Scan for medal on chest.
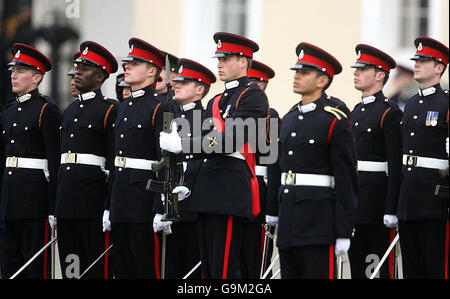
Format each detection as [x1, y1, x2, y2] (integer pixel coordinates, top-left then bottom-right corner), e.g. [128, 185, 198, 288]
[425, 111, 438, 127]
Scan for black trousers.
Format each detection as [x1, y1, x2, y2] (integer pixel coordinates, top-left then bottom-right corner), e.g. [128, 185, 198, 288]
[57, 218, 112, 279]
[165, 221, 201, 279]
[279, 245, 335, 279]
[348, 223, 396, 279]
[398, 219, 448, 279]
[196, 213, 243, 279]
[240, 222, 274, 279]
[111, 222, 160, 279]
[0, 218, 51, 279]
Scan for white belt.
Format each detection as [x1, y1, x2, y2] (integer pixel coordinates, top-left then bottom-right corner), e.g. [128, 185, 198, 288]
[357, 161, 388, 173]
[60, 153, 106, 168]
[114, 156, 157, 171]
[6, 157, 48, 170]
[402, 154, 448, 170]
[227, 151, 245, 160]
[281, 172, 335, 188]
[255, 165, 267, 177]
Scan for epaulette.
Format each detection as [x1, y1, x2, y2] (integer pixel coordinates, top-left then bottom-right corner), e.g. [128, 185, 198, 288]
[40, 94, 57, 106]
[287, 103, 298, 114]
[103, 97, 118, 105]
[324, 106, 347, 120]
[326, 96, 346, 108]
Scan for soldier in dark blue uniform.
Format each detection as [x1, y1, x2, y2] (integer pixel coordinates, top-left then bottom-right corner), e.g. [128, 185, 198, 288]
[270, 42, 358, 279]
[153, 58, 216, 278]
[0, 43, 61, 279]
[397, 36, 449, 279]
[348, 44, 403, 279]
[55, 41, 118, 279]
[240, 59, 278, 278]
[160, 32, 270, 278]
[106, 37, 169, 279]
[67, 51, 81, 99]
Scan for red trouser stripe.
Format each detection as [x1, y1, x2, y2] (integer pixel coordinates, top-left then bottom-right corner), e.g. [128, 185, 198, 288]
[388, 228, 395, 279]
[154, 232, 160, 279]
[445, 219, 449, 279]
[104, 231, 110, 279]
[43, 219, 49, 279]
[329, 245, 334, 279]
[222, 216, 233, 279]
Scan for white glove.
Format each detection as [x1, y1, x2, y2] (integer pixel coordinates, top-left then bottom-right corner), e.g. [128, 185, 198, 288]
[265, 215, 278, 226]
[161, 186, 191, 202]
[48, 215, 57, 230]
[153, 213, 172, 234]
[102, 210, 111, 232]
[383, 214, 398, 228]
[159, 122, 182, 154]
[446, 137, 449, 156]
[335, 238, 350, 256]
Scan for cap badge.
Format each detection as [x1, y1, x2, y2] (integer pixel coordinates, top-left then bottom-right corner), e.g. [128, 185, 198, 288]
[15, 50, 21, 58]
[178, 65, 183, 74]
[357, 50, 361, 59]
[217, 40, 222, 49]
[418, 43, 423, 51]
[82, 47, 89, 55]
[129, 45, 134, 54]
[299, 50, 304, 60]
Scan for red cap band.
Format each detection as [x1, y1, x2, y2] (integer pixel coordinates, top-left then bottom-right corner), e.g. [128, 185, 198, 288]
[417, 44, 449, 64]
[80, 49, 113, 73]
[179, 67, 212, 86]
[129, 46, 164, 69]
[298, 53, 336, 77]
[217, 41, 254, 58]
[248, 68, 269, 82]
[13, 52, 47, 73]
[357, 53, 392, 72]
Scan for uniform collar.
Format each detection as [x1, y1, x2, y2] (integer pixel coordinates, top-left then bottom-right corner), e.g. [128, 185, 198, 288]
[361, 90, 385, 105]
[361, 95, 376, 105]
[131, 84, 159, 99]
[224, 76, 249, 90]
[16, 88, 39, 103]
[77, 90, 99, 101]
[418, 83, 441, 97]
[180, 102, 197, 112]
[297, 101, 317, 114]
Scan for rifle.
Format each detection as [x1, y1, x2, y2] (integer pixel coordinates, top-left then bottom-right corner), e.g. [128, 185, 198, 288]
[146, 55, 184, 278]
[146, 54, 184, 222]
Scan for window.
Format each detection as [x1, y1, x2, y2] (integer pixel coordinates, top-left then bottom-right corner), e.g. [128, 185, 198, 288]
[220, 0, 248, 35]
[400, 0, 429, 48]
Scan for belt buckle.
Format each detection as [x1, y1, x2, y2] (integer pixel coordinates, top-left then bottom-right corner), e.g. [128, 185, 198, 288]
[406, 155, 418, 167]
[7, 156, 18, 168]
[115, 156, 126, 168]
[65, 153, 77, 164]
[285, 172, 296, 186]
